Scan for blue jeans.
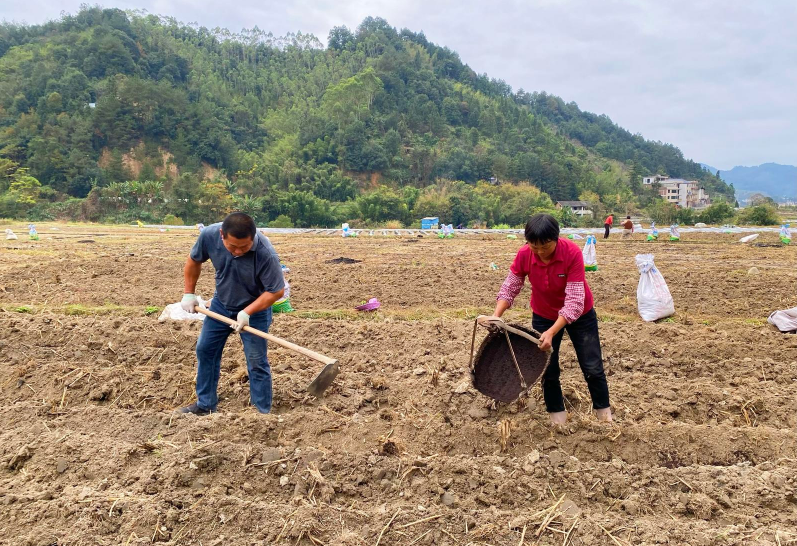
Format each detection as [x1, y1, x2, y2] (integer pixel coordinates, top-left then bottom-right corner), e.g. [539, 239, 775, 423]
[195, 298, 273, 413]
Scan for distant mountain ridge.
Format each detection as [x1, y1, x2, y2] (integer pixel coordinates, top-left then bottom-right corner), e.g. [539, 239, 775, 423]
[701, 163, 796, 203]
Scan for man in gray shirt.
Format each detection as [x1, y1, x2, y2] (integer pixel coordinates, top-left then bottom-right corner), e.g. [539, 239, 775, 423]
[177, 212, 285, 415]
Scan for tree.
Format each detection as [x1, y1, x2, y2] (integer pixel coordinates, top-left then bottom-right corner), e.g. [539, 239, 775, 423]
[356, 186, 408, 224]
[628, 161, 645, 194]
[327, 26, 354, 51]
[8, 169, 42, 205]
[557, 206, 578, 227]
[233, 194, 267, 224]
[0, 158, 19, 192]
[321, 68, 384, 127]
[104, 150, 133, 183]
[138, 161, 157, 182]
[279, 191, 336, 227]
[737, 205, 780, 226]
[646, 199, 677, 224]
[269, 214, 294, 228]
[1, 169, 42, 217]
[697, 201, 735, 224]
[748, 193, 775, 206]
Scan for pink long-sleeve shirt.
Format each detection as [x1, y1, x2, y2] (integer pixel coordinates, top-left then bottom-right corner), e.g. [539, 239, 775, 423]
[496, 238, 593, 323]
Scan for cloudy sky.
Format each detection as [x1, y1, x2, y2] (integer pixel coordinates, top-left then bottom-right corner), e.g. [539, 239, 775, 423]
[4, 0, 796, 169]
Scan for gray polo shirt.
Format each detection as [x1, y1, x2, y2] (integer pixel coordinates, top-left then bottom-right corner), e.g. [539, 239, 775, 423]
[190, 223, 285, 312]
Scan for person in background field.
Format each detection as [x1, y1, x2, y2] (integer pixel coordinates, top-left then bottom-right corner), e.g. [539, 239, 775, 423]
[603, 213, 613, 239]
[176, 212, 285, 415]
[478, 213, 612, 425]
[622, 215, 634, 239]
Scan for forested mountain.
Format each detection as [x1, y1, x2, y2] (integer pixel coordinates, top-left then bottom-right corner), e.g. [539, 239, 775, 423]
[702, 163, 796, 203]
[0, 7, 733, 226]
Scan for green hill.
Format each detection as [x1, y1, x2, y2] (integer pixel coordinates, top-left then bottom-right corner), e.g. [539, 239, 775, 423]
[0, 7, 733, 226]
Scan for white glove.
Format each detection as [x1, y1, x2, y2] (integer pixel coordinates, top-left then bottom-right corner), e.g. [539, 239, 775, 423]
[181, 293, 198, 313]
[231, 310, 250, 333]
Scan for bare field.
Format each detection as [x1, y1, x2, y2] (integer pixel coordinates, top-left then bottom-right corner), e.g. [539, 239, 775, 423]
[1, 224, 796, 546]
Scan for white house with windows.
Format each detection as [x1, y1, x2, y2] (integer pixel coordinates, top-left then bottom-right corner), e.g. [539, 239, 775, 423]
[643, 174, 670, 185]
[644, 175, 710, 209]
[555, 201, 593, 216]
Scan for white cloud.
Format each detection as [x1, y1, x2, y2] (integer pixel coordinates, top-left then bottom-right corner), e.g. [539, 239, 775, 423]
[3, 0, 795, 168]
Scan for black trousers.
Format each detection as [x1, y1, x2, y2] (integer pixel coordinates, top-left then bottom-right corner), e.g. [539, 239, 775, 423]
[604, 223, 611, 239]
[532, 308, 610, 412]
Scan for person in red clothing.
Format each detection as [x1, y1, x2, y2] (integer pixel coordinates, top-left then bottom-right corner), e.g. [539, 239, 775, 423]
[603, 213, 613, 239]
[479, 213, 612, 425]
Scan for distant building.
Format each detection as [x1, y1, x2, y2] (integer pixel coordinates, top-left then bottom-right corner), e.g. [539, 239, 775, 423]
[645, 176, 710, 209]
[556, 201, 593, 216]
[643, 174, 670, 185]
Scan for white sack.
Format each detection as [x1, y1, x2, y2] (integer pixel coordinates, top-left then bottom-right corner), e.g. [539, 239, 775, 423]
[158, 296, 210, 322]
[636, 254, 675, 322]
[582, 235, 597, 266]
[739, 234, 759, 243]
[768, 306, 797, 333]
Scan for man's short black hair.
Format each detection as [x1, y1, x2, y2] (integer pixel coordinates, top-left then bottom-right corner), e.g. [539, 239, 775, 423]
[221, 212, 257, 240]
[626, 215, 631, 219]
[524, 213, 560, 244]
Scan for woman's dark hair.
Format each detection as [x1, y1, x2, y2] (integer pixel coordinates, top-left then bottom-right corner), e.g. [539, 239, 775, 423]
[524, 213, 560, 244]
[626, 215, 631, 219]
[221, 212, 257, 240]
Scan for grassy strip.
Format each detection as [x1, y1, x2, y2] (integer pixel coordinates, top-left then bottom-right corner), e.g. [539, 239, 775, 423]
[0, 302, 773, 327]
[1, 303, 141, 316]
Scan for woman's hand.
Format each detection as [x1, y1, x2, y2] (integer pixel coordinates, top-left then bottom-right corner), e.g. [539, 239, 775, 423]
[538, 328, 556, 351]
[477, 315, 503, 326]
[477, 315, 504, 332]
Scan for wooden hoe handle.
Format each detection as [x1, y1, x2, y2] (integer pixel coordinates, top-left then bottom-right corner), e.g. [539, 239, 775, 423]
[195, 306, 337, 366]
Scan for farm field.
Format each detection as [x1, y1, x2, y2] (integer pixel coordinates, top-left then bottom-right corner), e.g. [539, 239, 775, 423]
[1, 223, 796, 546]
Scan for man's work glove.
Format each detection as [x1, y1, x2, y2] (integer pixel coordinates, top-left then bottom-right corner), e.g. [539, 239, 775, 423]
[231, 310, 250, 333]
[181, 293, 198, 313]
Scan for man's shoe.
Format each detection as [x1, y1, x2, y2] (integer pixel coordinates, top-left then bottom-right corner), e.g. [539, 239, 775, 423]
[175, 402, 212, 416]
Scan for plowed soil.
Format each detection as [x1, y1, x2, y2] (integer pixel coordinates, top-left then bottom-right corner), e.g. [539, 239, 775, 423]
[1, 224, 796, 546]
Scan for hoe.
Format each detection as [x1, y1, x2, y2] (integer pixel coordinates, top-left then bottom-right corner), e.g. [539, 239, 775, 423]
[195, 307, 339, 397]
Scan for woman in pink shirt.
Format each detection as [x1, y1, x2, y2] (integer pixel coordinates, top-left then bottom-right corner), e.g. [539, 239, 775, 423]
[480, 214, 612, 425]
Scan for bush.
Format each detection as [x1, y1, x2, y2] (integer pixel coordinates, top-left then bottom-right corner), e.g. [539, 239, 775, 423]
[100, 210, 160, 224]
[162, 214, 184, 225]
[269, 214, 294, 228]
[736, 205, 780, 226]
[24, 198, 87, 221]
[25, 204, 55, 221]
[646, 199, 678, 224]
[696, 201, 735, 224]
[556, 206, 578, 227]
[675, 207, 695, 225]
[578, 214, 603, 228]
